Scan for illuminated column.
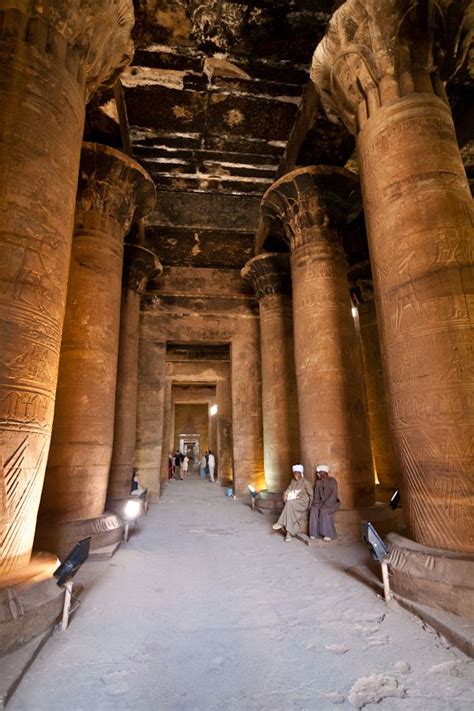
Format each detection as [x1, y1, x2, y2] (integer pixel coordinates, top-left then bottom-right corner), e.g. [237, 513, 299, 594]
[242, 253, 299, 492]
[312, 0, 474, 552]
[136, 341, 167, 499]
[36, 143, 155, 557]
[231, 316, 264, 494]
[0, 1, 133, 577]
[261, 167, 374, 508]
[216, 377, 233, 487]
[351, 276, 400, 497]
[107, 245, 162, 506]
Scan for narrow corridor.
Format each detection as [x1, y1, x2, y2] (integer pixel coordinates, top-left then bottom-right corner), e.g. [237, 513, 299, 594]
[10, 481, 473, 710]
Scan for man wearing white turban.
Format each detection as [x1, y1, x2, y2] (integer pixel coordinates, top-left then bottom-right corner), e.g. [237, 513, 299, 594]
[309, 464, 340, 541]
[272, 465, 313, 542]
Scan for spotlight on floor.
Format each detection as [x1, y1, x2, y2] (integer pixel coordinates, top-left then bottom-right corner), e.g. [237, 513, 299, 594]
[248, 484, 258, 510]
[361, 522, 391, 602]
[123, 497, 144, 543]
[389, 489, 400, 510]
[54, 536, 92, 631]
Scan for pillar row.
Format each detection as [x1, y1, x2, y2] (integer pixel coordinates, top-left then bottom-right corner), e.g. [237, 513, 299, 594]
[312, 0, 474, 553]
[35, 143, 155, 558]
[261, 166, 375, 508]
[107, 245, 162, 505]
[242, 253, 299, 492]
[0, 1, 134, 577]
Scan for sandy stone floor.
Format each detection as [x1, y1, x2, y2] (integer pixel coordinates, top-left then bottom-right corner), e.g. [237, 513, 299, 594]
[10, 476, 473, 710]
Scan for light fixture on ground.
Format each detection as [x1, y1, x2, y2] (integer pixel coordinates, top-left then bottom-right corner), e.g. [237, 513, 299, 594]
[123, 498, 144, 543]
[209, 404, 218, 416]
[361, 522, 391, 602]
[54, 537, 92, 631]
[248, 485, 258, 510]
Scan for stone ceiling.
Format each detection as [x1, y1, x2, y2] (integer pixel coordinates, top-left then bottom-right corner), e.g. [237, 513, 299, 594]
[85, 0, 472, 271]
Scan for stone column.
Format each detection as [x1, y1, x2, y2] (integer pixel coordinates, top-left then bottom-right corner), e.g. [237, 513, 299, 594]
[242, 253, 299, 492]
[351, 276, 400, 498]
[312, 0, 474, 553]
[107, 245, 162, 508]
[135, 340, 167, 499]
[35, 143, 155, 557]
[0, 1, 134, 577]
[231, 317, 265, 495]
[261, 167, 374, 509]
[216, 377, 233, 487]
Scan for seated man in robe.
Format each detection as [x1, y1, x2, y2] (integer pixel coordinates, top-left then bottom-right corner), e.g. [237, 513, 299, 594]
[309, 464, 340, 541]
[272, 465, 313, 542]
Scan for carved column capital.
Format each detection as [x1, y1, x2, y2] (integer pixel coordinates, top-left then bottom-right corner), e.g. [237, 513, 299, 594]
[1, 1, 134, 100]
[311, 0, 472, 134]
[123, 244, 162, 295]
[241, 253, 291, 300]
[261, 166, 360, 254]
[76, 143, 156, 234]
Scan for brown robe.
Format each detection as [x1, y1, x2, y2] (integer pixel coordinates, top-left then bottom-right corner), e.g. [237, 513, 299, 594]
[309, 476, 340, 539]
[276, 477, 313, 535]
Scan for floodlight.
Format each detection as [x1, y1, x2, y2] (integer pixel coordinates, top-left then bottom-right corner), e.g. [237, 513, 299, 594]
[248, 484, 257, 497]
[54, 537, 91, 586]
[361, 522, 392, 602]
[210, 404, 218, 416]
[124, 498, 142, 521]
[361, 521, 388, 563]
[389, 489, 400, 510]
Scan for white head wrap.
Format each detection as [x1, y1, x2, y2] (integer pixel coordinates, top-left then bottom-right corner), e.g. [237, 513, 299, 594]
[292, 464, 304, 475]
[316, 464, 330, 473]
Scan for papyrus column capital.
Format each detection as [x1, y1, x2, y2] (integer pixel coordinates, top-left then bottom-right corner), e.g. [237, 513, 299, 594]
[123, 244, 162, 295]
[310, 0, 473, 134]
[76, 143, 156, 234]
[1, 1, 135, 99]
[241, 253, 291, 301]
[261, 166, 360, 254]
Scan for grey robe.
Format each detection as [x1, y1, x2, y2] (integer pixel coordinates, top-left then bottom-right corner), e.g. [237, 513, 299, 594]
[276, 477, 313, 535]
[309, 476, 340, 539]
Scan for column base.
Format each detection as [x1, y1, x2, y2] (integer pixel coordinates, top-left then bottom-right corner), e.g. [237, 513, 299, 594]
[34, 512, 124, 561]
[386, 533, 474, 620]
[0, 553, 64, 655]
[296, 503, 403, 539]
[255, 490, 285, 512]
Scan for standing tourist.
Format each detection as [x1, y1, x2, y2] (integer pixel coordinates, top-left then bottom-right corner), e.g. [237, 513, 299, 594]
[181, 454, 189, 479]
[174, 451, 181, 480]
[199, 453, 207, 480]
[208, 450, 216, 482]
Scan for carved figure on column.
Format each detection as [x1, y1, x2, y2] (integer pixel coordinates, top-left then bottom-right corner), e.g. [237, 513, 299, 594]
[35, 143, 155, 558]
[108, 244, 162, 507]
[0, 0, 135, 578]
[242, 253, 300, 494]
[261, 167, 375, 511]
[312, 0, 474, 553]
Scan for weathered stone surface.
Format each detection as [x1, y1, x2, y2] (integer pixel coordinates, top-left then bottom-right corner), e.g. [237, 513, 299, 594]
[262, 166, 374, 507]
[108, 245, 162, 502]
[35, 144, 155, 555]
[0, 2, 134, 575]
[312, 0, 474, 552]
[242, 254, 299, 492]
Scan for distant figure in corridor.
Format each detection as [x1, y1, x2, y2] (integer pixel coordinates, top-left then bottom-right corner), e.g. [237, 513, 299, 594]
[181, 454, 189, 479]
[309, 464, 340, 541]
[199, 453, 207, 480]
[208, 450, 216, 482]
[174, 451, 181, 480]
[168, 453, 174, 480]
[272, 465, 313, 541]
